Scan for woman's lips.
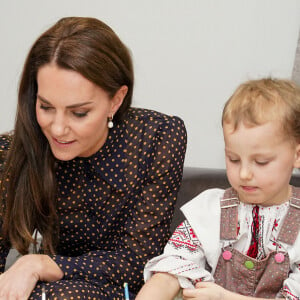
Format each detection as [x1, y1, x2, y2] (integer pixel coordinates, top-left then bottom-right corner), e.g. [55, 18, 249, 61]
[53, 137, 75, 146]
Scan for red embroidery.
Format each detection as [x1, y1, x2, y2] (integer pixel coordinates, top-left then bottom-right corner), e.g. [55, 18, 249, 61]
[247, 205, 259, 258]
[192, 277, 204, 285]
[281, 285, 299, 300]
[168, 221, 201, 252]
[272, 219, 279, 231]
[189, 228, 197, 239]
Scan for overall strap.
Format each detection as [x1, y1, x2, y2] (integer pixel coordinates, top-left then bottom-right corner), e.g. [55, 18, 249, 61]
[277, 186, 300, 245]
[220, 188, 239, 240]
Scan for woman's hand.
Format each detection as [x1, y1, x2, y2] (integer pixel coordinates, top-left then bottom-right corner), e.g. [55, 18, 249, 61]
[0, 254, 63, 299]
[183, 282, 225, 300]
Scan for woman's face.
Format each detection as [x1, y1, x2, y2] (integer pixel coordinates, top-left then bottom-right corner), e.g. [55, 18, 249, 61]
[36, 63, 125, 161]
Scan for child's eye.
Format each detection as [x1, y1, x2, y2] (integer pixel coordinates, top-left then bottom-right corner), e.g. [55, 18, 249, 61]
[228, 158, 240, 163]
[72, 111, 88, 118]
[256, 161, 269, 166]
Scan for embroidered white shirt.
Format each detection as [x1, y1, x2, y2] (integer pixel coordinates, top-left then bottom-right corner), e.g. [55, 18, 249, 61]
[144, 188, 300, 299]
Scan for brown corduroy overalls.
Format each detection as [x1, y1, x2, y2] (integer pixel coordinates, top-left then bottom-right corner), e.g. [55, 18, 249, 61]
[213, 187, 300, 298]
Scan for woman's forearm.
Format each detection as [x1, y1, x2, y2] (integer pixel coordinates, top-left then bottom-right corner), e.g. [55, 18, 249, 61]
[35, 254, 64, 282]
[0, 254, 63, 298]
[8, 254, 63, 282]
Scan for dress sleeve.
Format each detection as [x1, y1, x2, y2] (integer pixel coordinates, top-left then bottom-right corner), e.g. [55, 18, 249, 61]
[51, 115, 187, 295]
[144, 220, 214, 289]
[0, 133, 11, 172]
[0, 133, 13, 273]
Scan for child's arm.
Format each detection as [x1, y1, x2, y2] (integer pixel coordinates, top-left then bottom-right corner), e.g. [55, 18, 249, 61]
[136, 272, 181, 300]
[183, 282, 282, 300]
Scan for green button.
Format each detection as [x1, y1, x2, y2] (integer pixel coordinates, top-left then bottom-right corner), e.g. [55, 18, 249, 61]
[245, 260, 254, 269]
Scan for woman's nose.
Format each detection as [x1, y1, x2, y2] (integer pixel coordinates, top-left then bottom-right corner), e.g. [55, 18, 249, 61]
[51, 114, 69, 136]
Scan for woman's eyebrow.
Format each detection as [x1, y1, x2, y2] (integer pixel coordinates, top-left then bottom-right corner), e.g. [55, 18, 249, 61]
[37, 94, 93, 108]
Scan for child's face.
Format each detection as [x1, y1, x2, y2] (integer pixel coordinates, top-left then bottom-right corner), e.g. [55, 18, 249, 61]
[223, 120, 300, 206]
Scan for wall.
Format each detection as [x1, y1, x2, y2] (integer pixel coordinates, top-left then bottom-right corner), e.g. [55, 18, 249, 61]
[0, 0, 300, 168]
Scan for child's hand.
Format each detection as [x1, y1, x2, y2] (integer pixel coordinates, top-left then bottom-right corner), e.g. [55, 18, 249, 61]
[182, 282, 225, 300]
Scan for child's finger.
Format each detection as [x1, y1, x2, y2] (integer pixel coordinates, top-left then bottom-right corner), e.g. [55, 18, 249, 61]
[182, 288, 198, 298]
[195, 281, 215, 288]
[182, 287, 206, 299]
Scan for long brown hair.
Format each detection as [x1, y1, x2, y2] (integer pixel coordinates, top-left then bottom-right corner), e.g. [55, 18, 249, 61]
[1, 17, 134, 254]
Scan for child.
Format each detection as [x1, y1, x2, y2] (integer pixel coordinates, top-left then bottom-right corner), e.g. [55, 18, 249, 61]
[136, 78, 300, 300]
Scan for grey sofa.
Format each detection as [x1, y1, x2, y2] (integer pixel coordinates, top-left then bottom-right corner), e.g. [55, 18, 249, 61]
[170, 167, 300, 233]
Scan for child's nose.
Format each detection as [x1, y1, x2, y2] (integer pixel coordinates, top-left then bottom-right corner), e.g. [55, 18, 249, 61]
[239, 164, 253, 180]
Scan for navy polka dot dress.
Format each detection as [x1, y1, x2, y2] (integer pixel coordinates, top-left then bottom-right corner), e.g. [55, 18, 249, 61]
[0, 108, 187, 299]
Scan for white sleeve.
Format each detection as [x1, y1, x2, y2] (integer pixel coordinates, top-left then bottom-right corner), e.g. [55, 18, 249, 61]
[143, 220, 214, 289]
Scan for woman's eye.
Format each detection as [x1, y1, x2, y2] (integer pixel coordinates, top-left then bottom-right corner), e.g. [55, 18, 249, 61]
[73, 111, 88, 118]
[40, 105, 52, 111]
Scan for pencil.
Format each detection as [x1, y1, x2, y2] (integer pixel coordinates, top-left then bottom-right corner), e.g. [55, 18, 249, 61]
[123, 282, 130, 300]
[42, 284, 46, 300]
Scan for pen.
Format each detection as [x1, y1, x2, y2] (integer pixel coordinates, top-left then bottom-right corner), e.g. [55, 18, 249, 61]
[123, 282, 130, 300]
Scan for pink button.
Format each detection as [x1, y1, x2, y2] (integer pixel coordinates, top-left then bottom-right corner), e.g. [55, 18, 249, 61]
[222, 250, 232, 260]
[275, 253, 285, 263]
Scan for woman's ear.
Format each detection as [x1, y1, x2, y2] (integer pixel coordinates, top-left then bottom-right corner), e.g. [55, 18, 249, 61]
[110, 85, 128, 115]
[294, 143, 300, 168]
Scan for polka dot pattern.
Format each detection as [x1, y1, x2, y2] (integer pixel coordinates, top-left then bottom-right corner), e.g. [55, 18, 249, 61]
[0, 108, 187, 299]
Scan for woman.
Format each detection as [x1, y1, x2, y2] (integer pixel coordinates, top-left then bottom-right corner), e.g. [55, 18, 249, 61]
[0, 17, 187, 299]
